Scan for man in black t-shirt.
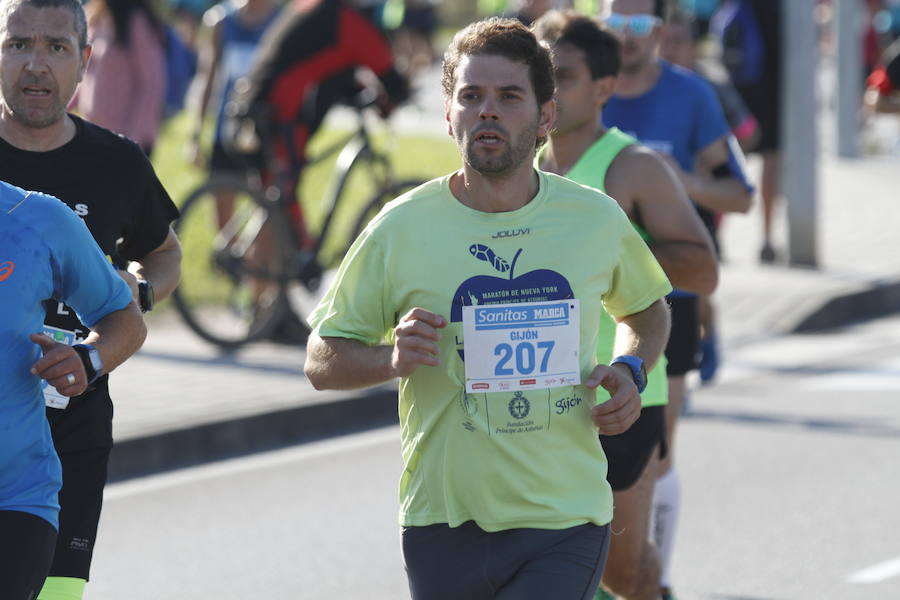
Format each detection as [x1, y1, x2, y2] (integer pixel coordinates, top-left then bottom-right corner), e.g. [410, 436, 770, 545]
[0, 0, 182, 598]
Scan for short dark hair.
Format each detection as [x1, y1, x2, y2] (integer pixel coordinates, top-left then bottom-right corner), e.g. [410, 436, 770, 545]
[0, 0, 88, 48]
[653, 0, 667, 19]
[532, 10, 621, 80]
[441, 17, 555, 107]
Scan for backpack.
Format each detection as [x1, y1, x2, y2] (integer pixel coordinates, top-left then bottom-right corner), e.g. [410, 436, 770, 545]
[163, 26, 197, 118]
[711, 0, 765, 87]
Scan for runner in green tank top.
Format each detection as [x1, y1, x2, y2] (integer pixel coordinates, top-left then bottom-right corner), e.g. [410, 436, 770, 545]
[533, 12, 718, 600]
[542, 126, 668, 408]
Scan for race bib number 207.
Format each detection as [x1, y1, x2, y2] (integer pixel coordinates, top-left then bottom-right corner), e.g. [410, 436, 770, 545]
[462, 300, 580, 393]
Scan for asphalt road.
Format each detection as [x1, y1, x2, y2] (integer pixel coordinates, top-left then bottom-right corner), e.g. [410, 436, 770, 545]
[87, 314, 900, 599]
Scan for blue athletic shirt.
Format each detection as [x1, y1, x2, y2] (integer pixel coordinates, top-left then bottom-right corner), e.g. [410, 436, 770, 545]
[604, 60, 729, 172]
[604, 60, 752, 298]
[0, 182, 132, 528]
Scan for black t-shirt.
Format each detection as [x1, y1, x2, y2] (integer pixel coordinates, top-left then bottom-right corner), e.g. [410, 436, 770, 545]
[0, 115, 179, 451]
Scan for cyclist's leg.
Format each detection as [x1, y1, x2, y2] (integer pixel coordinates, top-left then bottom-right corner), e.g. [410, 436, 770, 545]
[209, 140, 240, 231]
[279, 72, 359, 250]
[274, 121, 314, 250]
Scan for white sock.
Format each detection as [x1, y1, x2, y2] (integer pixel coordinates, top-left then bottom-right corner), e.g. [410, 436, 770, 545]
[652, 467, 681, 589]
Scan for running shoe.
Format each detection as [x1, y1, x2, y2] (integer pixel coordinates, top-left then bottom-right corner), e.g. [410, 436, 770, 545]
[759, 243, 776, 264]
[699, 331, 719, 385]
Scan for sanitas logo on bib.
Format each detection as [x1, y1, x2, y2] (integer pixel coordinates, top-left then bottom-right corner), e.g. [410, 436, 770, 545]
[450, 244, 574, 361]
[0, 260, 14, 281]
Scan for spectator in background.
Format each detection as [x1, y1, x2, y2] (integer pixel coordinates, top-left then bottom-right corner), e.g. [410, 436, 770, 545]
[661, 10, 760, 153]
[186, 0, 280, 230]
[74, 0, 166, 154]
[711, 0, 782, 264]
[391, 0, 440, 79]
[507, 0, 552, 26]
[226, 0, 409, 248]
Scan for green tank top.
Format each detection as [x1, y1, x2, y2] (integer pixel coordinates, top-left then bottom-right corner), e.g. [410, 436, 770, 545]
[539, 127, 668, 407]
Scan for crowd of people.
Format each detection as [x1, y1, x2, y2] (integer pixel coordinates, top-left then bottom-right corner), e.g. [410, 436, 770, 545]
[2, 1, 896, 600]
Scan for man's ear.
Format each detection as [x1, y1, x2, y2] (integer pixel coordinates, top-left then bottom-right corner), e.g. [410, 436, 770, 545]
[536, 97, 557, 140]
[445, 100, 454, 138]
[594, 75, 616, 108]
[77, 44, 92, 83]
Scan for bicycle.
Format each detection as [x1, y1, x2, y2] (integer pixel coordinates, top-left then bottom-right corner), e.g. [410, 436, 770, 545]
[172, 99, 426, 349]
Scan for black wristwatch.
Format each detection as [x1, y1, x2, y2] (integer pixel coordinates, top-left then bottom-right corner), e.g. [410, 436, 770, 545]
[72, 343, 104, 385]
[611, 355, 647, 393]
[138, 279, 154, 313]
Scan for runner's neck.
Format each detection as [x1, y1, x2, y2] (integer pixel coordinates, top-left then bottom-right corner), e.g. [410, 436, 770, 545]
[544, 125, 606, 176]
[0, 111, 76, 152]
[450, 162, 540, 214]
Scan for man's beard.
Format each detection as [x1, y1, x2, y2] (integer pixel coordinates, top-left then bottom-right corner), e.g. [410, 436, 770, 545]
[620, 42, 651, 74]
[459, 118, 539, 177]
[3, 84, 66, 129]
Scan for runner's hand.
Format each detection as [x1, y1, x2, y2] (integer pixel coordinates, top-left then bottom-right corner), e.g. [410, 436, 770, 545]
[30, 333, 88, 397]
[586, 364, 641, 435]
[392, 308, 447, 377]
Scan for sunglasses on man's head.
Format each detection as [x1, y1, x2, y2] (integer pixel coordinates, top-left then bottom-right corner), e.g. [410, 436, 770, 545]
[604, 13, 662, 37]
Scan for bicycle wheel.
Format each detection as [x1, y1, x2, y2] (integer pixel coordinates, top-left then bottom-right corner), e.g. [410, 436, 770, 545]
[284, 179, 425, 328]
[172, 175, 295, 349]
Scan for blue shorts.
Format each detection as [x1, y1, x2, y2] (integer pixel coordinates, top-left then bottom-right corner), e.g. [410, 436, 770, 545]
[402, 520, 610, 600]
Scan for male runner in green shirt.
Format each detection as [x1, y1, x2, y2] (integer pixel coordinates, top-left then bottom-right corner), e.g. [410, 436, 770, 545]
[534, 11, 717, 600]
[305, 17, 672, 600]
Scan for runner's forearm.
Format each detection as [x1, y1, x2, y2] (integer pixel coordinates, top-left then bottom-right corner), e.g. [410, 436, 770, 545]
[612, 299, 670, 372]
[683, 175, 752, 214]
[650, 241, 718, 296]
[128, 228, 182, 303]
[82, 303, 147, 374]
[305, 334, 396, 390]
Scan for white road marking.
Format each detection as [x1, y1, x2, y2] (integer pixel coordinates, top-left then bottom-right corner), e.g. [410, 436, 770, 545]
[847, 556, 900, 584]
[104, 426, 399, 501]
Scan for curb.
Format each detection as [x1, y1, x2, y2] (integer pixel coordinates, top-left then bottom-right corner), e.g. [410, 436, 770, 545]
[790, 278, 900, 333]
[108, 386, 398, 481]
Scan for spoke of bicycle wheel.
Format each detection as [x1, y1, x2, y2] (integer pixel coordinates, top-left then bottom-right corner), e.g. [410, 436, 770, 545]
[224, 204, 267, 256]
[211, 200, 253, 251]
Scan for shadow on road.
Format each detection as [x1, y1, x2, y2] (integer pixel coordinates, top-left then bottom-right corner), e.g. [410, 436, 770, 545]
[686, 408, 900, 439]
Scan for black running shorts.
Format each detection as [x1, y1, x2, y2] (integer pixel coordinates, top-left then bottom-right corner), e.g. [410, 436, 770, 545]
[403, 521, 610, 600]
[0, 510, 57, 600]
[599, 405, 667, 491]
[48, 447, 111, 580]
[664, 295, 701, 376]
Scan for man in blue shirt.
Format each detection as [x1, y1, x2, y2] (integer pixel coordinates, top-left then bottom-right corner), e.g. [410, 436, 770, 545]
[0, 182, 146, 600]
[601, 1, 753, 598]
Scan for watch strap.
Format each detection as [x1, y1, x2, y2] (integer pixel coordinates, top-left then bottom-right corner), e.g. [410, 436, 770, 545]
[138, 279, 154, 313]
[610, 355, 647, 393]
[72, 343, 103, 384]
